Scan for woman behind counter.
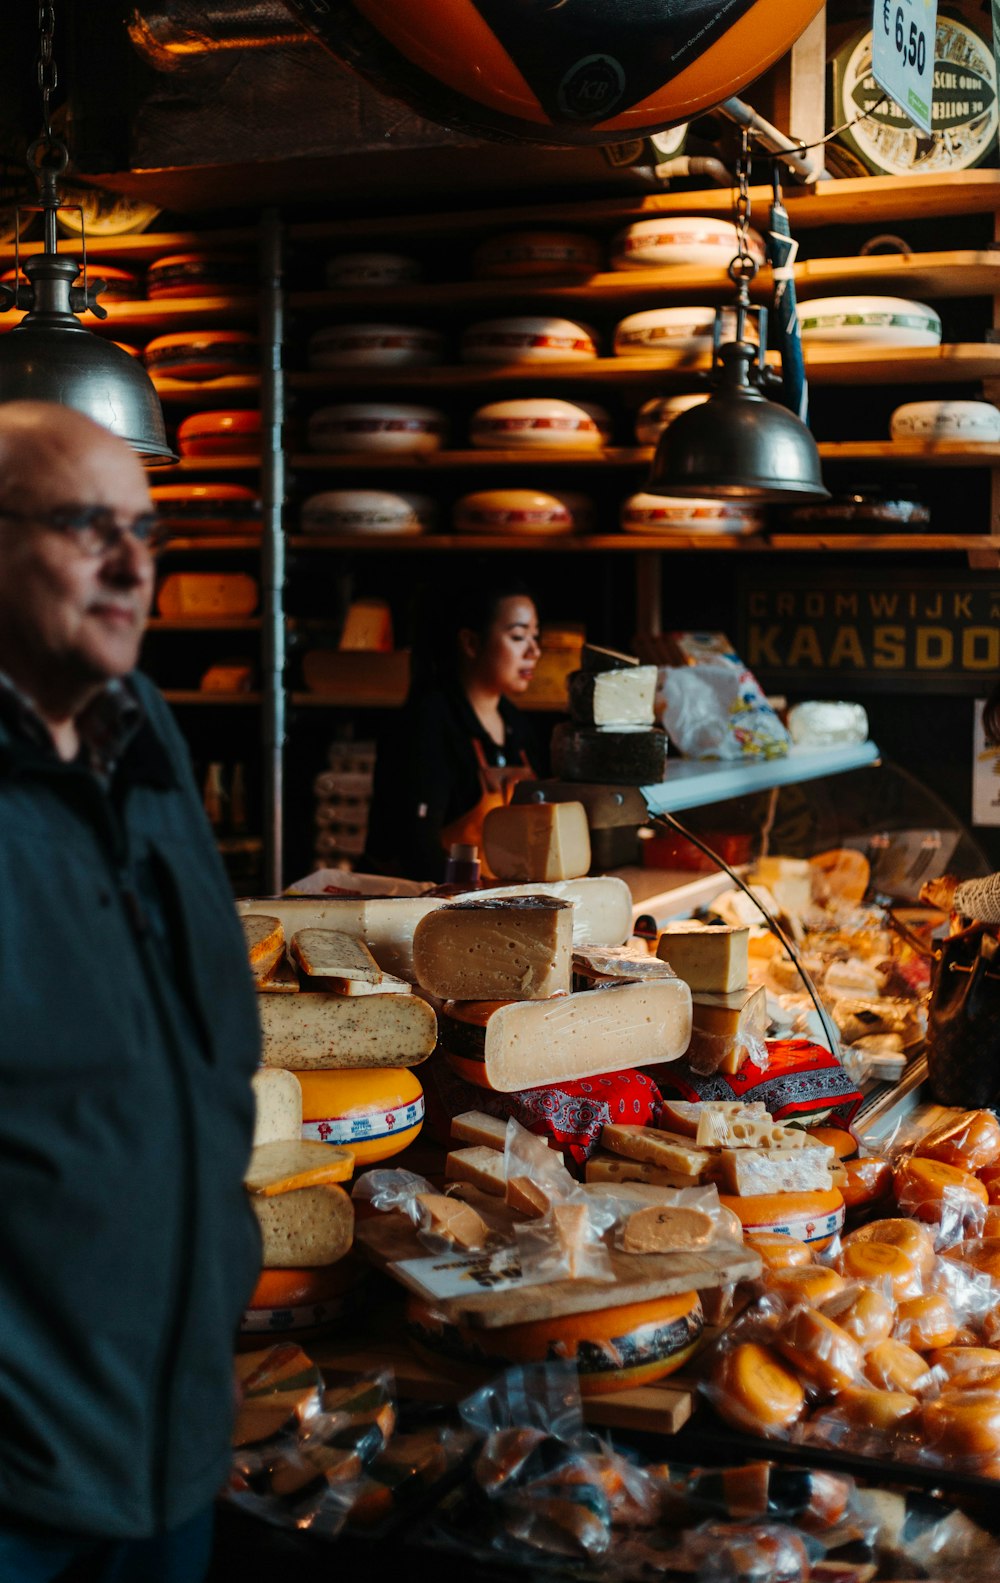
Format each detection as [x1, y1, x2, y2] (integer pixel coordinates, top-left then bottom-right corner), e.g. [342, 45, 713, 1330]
[365, 579, 543, 882]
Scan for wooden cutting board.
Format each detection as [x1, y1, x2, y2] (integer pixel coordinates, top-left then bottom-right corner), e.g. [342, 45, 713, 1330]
[354, 1203, 760, 1329]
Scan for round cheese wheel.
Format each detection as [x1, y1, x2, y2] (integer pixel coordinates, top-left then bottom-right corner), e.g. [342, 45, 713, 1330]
[765, 1265, 846, 1306]
[842, 1217, 935, 1276]
[720, 1188, 845, 1252]
[744, 1232, 813, 1272]
[308, 403, 446, 454]
[324, 251, 421, 288]
[819, 1286, 896, 1349]
[839, 1157, 893, 1212]
[240, 1257, 368, 1339]
[894, 1294, 958, 1352]
[890, 399, 1000, 444]
[307, 323, 444, 369]
[113, 343, 143, 358]
[610, 217, 766, 271]
[980, 1307, 1000, 1347]
[894, 1155, 989, 1217]
[472, 231, 601, 279]
[926, 1345, 1000, 1385]
[144, 329, 258, 380]
[405, 1288, 703, 1394]
[863, 1338, 933, 1395]
[712, 1341, 806, 1434]
[461, 315, 598, 363]
[2, 262, 142, 301]
[149, 483, 261, 534]
[300, 488, 434, 536]
[821, 1385, 919, 1432]
[799, 296, 941, 348]
[807, 1126, 858, 1161]
[469, 398, 604, 451]
[620, 493, 765, 537]
[978, 1168, 1000, 1207]
[634, 393, 710, 446]
[614, 305, 716, 355]
[453, 488, 591, 537]
[777, 1306, 864, 1395]
[147, 252, 252, 298]
[176, 409, 261, 457]
[922, 1388, 1000, 1457]
[839, 1242, 922, 1301]
[914, 1110, 1000, 1173]
[297, 1067, 424, 1164]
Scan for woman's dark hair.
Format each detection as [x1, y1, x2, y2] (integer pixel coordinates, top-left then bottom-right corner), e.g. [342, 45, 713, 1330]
[407, 567, 536, 694]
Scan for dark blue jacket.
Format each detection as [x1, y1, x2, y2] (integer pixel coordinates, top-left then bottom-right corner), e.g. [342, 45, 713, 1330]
[0, 673, 260, 1538]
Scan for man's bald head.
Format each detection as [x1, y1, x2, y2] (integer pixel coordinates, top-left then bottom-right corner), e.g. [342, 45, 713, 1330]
[0, 401, 149, 517]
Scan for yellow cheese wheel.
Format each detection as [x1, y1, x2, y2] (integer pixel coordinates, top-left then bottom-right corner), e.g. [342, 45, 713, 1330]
[838, 1241, 922, 1301]
[405, 1289, 703, 1395]
[820, 1385, 919, 1432]
[719, 1188, 845, 1252]
[894, 1294, 958, 1352]
[839, 1157, 893, 1212]
[156, 572, 259, 619]
[777, 1306, 864, 1395]
[240, 1257, 368, 1341]
[894, 1155, 989, 1216]
[842, 1217, 935, 1277]
[925, 1345, 1000, 1386]
[820, 1286, 896, 1349]
[950, 1237, 1000, 1282]
[914, 1110, 1000, 1173]
[297, 1067, 424, 1164]
[745, 1232, 813, 1271]
[864, 1339, 933, 1395]
[712, 1342, 806, 1434]
[765, 1266, 846, 1306]
[806, 1125, 858, 1161]
[922, 1388, 1000, 1458]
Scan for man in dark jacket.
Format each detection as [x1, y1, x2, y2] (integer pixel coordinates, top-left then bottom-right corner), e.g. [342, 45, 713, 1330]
[0, 402, 261, 1582]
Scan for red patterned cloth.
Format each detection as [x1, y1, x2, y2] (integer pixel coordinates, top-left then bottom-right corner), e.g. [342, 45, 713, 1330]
[655, 1038, 863, 1126]
[424, 1056, 661, 1168]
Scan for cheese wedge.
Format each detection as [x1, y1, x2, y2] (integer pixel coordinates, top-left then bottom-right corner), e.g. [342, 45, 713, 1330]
[656, 922, 749, 993]
[584, 1153, 699, 1190]
[251, 1068, 303, 1147]
[258, 992, 437, 1069]
[413, 896, 573, 1001]
[291, 929, 381, 983]
[550, 1203, 592, 1276]
[482, 802, 591, 884]
[253, 1183, 355, 1268]
[657, 1098, 770, 1139]
[689, 984, 768, 1075]
[305, 971, 411, 997]
[573, 942, 676, 987]
[242, 915, 285, 980]
[235, 895, 443, 981]
[718, 1146, 835, 1197]
[600, 1124, 711, 1179]
[245, 1139, 356, 1195]
[695, 1112, 820, 1150]
[414, 1193, 490, 1249]
[470, 876, 632, 948]
[257, 956, 300, 993]
[450, 1111, 508, 1151]
[444, 1145, 505, 1197]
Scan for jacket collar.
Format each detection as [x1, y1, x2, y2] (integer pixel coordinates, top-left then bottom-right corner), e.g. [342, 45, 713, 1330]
[0, 673, 175, 790]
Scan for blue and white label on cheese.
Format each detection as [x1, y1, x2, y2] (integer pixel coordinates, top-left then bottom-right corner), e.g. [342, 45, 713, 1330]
[240, 1298, 346, 1333]
[743, 1207, 845, 1246]
[302, 1095, 424, 1146]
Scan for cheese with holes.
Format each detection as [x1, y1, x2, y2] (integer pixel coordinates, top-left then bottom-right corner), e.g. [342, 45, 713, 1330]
[567, 665, 657, 726]
[258, 992, 436, 1069]
[470, 876, 632, 948]
[656, 923, 749, 992]
[696, 1110, 820, 1150]
[242, 915, 285, 980]
[253, 1183, 354, 1268]
[438, 979, 691, 1092]
[252, 1068, 303, 1147]
[235, 895, 443, 981]
[450, 1111, 508, 1151]
[600, 1124, 710, 1179]
[481, 802, 591, 883]
[689, 984, 767, 1074]
[657, 1099, 770, 1138]
[718, 1145, 835, 1197]
[584, 1152, 701, 1189]
[244, 1139, 355, 1195]
[297, 1067, 424, 1163]
[414, 1193, 489, 1249]
[290, 929, 381, 982]
[412, 896, 573, 1001]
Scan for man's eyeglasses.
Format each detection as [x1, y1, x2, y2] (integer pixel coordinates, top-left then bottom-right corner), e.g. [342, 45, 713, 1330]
[0, 504, 170, 556]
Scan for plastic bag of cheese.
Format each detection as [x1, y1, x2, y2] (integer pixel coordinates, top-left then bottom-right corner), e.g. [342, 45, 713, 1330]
[504, 1120, 614, 1284]
[583, 1181, 731, 1257]
[353, 1166, 497, 1254]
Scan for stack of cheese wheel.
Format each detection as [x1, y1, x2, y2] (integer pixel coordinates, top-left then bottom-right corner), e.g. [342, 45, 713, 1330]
[146, 252, 253, 298]
[1, 263, 142, 301]
[176, 410, 261, 458]
[453, 488, 591, 537]
[300, 489, 435, 537]
[308, 403, 447, 454]
[324, 251, 421, 287]
[461, 315, 598, 363]
[472, 230, 601, 279]
[469, 398, 606, 450]
[620, 494, 765, 537]
[144, 329, 258, 381]
[149, 482, 262, 537]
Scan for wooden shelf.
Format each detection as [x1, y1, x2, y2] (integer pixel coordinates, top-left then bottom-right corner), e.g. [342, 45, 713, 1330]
[217, 836, 263, 853]
[0, 228, 257, 264]
[160, 537, 262, 552]
[819, 440, 1000, 467]
[287, 345, 1000, 393]
[163, 690, 261, 705]
[286, 532, 1000, 554]
[152, 375, 259, 403]
[0, 293, 257, 338]
[146, 617, 262, 630]
[289, 251, 1000, 314]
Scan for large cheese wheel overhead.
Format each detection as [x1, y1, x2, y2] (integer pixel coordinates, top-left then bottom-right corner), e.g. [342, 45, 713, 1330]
[284, 0, 826, 146]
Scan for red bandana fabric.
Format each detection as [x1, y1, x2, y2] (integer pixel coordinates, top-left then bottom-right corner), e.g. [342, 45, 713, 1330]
[655, 1038, 864, 1126]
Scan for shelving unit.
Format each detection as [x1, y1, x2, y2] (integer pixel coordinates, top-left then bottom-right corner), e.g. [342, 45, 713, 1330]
[640, 743, 881, 817]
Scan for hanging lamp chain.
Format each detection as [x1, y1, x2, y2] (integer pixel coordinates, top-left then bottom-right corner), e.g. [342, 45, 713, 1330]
[730, 126, 757, 291]
[37, 3, 58, 146]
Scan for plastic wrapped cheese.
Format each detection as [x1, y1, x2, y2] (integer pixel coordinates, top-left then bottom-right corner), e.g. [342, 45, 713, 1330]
[787, 701, 869, 748]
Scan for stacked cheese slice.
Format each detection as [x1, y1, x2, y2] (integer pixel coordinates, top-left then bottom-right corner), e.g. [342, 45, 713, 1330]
[551, 643, 668, 786]
[655, 920, 765, 1076]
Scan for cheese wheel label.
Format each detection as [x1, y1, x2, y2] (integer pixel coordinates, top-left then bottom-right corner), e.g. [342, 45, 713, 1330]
[240, 1297, 349, 1333]
[738, 1206, 844, 1246]
[303, 1095, 424, 1145]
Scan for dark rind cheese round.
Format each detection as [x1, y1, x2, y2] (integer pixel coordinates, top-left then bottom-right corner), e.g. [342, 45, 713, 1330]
[147, 252, 253, 298]
[144, 330, 258, 381]
[149, 483, 261, 532]
[406, 1290, 704, 1394]
[240, 1259, 368, 1340]
[551, 723, 669, 785]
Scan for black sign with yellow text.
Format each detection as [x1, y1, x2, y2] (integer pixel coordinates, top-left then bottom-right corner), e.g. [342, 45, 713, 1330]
[736, 572, 1000, 694]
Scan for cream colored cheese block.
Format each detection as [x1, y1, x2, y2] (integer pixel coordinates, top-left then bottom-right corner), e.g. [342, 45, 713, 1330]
[718, 1146, 835, 1197]
[451, 1111, 509, 1151]
[473, 979, 692, 1092]
[600, 1123, 711, 1178]
[236, 895, 443, 981]
[481, 802, 591, 884]
[584, 1153, 701, 1189]
[695, 1111, 822, 1150]
[307, 971, 412, 997]
[567, 665, 657, 727]
[470, 876, 632, 948]
[656, 922, 750, 993]
[749, 856, 813, 916]
[413, 896, 573, 1001]
[622, 1204, 714, 1253]
[254, 1183, 354, 1268]
[415, 1192, 490, 1248]
[242, 914, 285, 980]
[244, 1139, 355, 1195]
[445, 1145, 506, 1196]
[251, 1068, 303, 1147]
[290, 928, 381, 982]
[258, 992, 437, 1069]
[689, 984, 768, 1075]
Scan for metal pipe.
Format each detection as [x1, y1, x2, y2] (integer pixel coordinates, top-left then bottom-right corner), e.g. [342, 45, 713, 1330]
[127, 2, 309, 68]
[259, 206, 286, 893]
[651, 155, 731, 187]
[718, 96, 831, 183]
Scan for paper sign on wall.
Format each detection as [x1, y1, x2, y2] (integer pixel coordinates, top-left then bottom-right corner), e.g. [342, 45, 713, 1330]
[872, 0, 938, 133]
[973, 700, 1000, 827]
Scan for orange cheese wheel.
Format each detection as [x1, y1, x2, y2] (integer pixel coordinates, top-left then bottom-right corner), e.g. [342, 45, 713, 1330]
[156, 572, 259, 619]
[819, 1286, 896, 1349]
[777, 1306, 864, 1395]
[149, 482, 261, 535]
[822, 1385, 919, 1432]
[765, 1266, 846, 1306]
[147, 251, 252, 298]
[914, 1110, 1000, 1173]
[952, 1237, 1000, 1281]
[894, 1156, 989, 1217]
[806, 1126, 858, 1161]
[839, 1157, 893, 1213]
[712, 1342, 806, 1434]
[177, 409, 262, 457]
[240, 1257, 368, 1339]
[922, 1388, 1000, 1457]
[839, 1242, 922, 1301]
[978, 1166, 1000, 1206]
[745, 1232, 813, 1271]
[144, 328, 257, 380]
[864, 1339, 933, 1395]
[926, 1345, 1000, 1386]
[981, 1308, 1000, 1348]
[894, 1294, 958, 1352]
[719, 1188, 844, 1252]
[406, 1289, 703, 1395]
[297, 1067, 424, 1164]
[842, 1217, 935, 1277]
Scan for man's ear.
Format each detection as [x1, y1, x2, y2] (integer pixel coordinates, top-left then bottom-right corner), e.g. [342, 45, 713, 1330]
[457, 626, 479, 664]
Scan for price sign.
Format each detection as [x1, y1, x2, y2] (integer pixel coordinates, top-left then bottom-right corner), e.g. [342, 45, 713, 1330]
[871, 0, 938, 134]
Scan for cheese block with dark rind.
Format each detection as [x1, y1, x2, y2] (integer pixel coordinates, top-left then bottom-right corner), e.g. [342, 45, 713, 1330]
[551, 723, 669, 786]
